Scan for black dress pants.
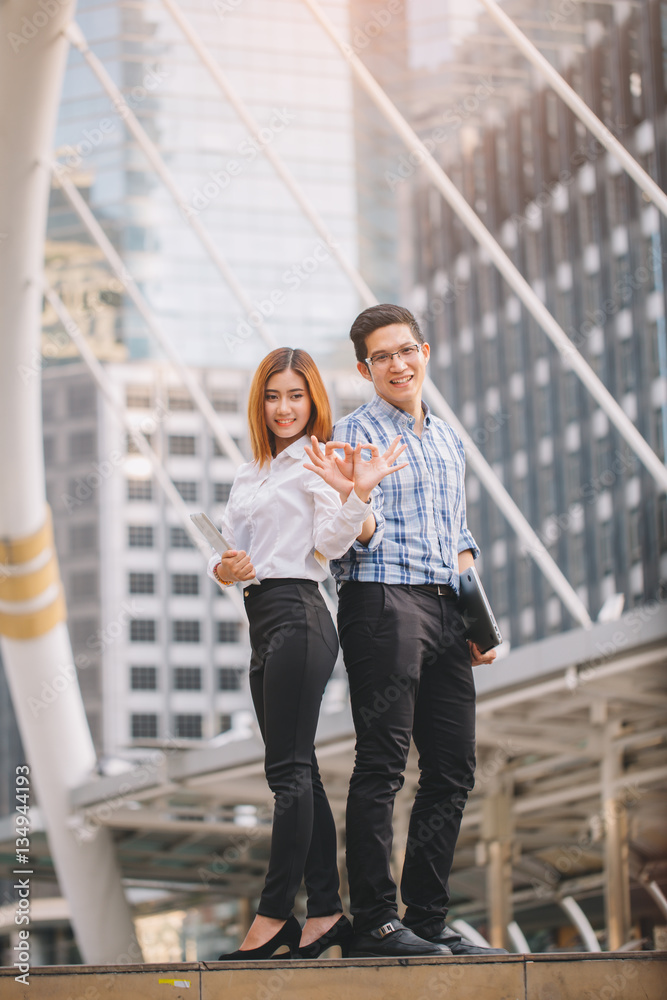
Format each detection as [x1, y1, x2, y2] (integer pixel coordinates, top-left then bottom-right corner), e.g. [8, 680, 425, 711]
[338, 582, 477, 937]
[245, 579, 342, 920]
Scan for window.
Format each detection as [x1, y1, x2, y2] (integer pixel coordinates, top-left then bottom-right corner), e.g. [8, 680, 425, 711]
[580, 193, 598, 245]
[174, 481, 198, 503]
[565, 453, 581, 501]
[70, 570, 98, 601]
[174, 714, 202, 738]
[168, 388, 194, 411]
[211, 390, 240, 413]
[130, 620, 156, 642]
[217, 621, 241, 643]
[132, 714, 158, 738]
[170, 526, 194, 548]
[171, 574, 199, 596]
[127, 478, 153, 501]
[68, 431, 96, 461]
[126, 386, 152, 409]
[69, 618, 98, 648]
[128, 525, 154, 548]
[537, 387, 553, 436]
[598, 521, 614, 574]
[541, 467, 557, 515]
[213, 437, 241, 456]
[628, 508, 641, 561]
[218, 714, 233, 734]
[169, 435, 196, 456]
[510, 401, 527, 450]
[173, 620, 200, 643]
[174, 667, 201, 690]
[129, 572, 155, 595]
[214, 482, 232, 504]
[218, 667, 242, 691]
[67, 384, 95, 417]
[562, 373, 579, 422]
[131, 666, 157, 690]
[69, 523, 96, 553]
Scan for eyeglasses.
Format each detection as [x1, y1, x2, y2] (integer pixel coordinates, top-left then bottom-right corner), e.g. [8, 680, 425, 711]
[365, 344, 422, 370]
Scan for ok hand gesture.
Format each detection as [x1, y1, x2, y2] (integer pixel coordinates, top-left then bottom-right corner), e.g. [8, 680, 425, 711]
[304, 435, 407, 503]
[349, 436, 408, 501]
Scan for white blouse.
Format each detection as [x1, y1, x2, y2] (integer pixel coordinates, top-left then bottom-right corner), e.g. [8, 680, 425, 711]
[207, 436, 378, 585]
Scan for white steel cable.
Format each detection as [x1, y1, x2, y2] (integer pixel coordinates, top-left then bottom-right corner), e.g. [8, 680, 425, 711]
[64, 21, 276, 355]
[50, 165, 246, 468]
[159, 0, 377, 310]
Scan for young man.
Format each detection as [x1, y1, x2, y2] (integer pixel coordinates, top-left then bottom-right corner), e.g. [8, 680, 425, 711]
[331, 304, 503, 958]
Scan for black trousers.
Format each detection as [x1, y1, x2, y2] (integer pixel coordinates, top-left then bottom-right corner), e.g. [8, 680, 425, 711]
[337, 582, 476, 937]
[245, 580, 343, 920]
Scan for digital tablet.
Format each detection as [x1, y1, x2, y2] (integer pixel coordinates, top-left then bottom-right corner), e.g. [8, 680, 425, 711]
[190, 512, 260, 586]
[458, 565, 502, 653]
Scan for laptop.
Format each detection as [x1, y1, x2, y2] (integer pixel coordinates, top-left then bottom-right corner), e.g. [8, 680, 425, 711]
[458, 565, 502, 653]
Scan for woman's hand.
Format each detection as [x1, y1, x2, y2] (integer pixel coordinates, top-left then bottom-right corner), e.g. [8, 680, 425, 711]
[304, 437, 355, 500]
[215, 549, 256, 583]
[350, 436, 408, 502]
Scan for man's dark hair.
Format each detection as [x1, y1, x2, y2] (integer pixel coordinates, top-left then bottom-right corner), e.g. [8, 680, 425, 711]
[349, 304, 424, 365]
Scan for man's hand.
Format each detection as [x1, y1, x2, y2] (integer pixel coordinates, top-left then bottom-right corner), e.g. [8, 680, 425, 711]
[215, 549, 255, 583]
[469, 641, 497, 666]
[350, 436, 408, 502]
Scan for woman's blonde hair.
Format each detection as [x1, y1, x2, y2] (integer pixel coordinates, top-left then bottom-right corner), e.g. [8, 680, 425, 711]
[247, 348, 332, 464]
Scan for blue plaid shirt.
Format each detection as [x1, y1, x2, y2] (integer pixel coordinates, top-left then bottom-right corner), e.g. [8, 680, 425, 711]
[330, 395, 479, 591]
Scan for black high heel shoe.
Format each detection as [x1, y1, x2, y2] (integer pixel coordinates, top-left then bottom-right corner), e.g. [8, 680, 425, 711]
[298, 914, 354, 959]
[218, 915, 302, 961]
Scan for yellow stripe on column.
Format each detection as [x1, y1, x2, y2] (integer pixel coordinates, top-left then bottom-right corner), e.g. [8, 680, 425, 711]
[0, 554, 59, 601]
[0, 507, 54, 565]
[0, 589, 67, 640]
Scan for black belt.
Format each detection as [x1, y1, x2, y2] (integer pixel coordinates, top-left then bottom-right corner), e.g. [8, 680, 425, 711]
[243, 578, 318, 600]
[338, 581, 456, 598]
[407, 583, 457, 598]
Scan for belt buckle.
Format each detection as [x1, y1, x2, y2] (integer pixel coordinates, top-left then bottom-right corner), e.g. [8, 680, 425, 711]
[436, 584, 447, 596]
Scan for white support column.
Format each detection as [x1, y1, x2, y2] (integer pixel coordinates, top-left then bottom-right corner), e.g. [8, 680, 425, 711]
[601, 721, 632, 950]
[64, 22, 277, 355]
[0, 0, 139, 964]
[300, 0, 667, 496]
[478, 0, 667, 220]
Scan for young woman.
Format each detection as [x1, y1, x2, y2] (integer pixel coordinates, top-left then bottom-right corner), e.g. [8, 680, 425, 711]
[210, 347, 406, 960]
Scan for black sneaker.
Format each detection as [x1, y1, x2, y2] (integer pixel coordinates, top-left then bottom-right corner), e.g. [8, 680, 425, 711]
[350, 919, 452, 958]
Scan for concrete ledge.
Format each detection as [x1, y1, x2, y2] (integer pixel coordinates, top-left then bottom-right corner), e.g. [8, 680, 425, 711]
[0, 953, 665, 999]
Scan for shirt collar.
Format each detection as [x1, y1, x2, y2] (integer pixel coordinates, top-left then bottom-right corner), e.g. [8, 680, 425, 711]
[370, 394, 431, 430]
[278, 434, 310, 460]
